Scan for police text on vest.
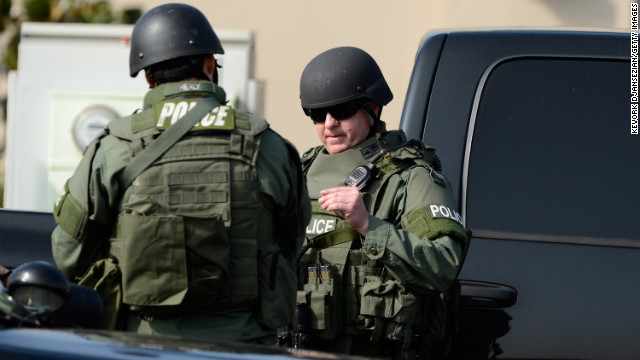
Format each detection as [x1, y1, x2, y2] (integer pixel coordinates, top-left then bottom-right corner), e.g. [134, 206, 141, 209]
[157, 101, 228, 128]
[306, 218, 336, 235]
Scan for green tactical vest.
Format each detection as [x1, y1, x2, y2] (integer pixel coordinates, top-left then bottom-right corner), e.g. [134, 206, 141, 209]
[107, 97, 268, 317]
[299, 131, 461, 347]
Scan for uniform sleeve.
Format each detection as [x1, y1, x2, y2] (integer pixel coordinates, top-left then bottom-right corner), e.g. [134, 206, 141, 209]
[255, 130, 311, 254]
[361, 166, 467, 293]
[51, 134, 130, 280]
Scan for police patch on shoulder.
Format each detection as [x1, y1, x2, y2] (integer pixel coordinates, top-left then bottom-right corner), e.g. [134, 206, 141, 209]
[155, 100, 234, 131]
[429, 204, 464, 225]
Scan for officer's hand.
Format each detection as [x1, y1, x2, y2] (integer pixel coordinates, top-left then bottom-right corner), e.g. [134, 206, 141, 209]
[319, 186, 369, 235]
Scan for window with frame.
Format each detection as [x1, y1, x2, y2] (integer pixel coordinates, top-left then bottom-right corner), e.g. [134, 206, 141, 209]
[466, 58, 638, 243]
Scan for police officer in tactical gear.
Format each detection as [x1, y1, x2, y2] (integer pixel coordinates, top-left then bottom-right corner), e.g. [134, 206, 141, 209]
[296, 47, 469, 359]
[51, 3, 310, 344]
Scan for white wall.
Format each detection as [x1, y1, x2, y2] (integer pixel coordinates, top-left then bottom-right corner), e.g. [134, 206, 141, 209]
[4, 23, 259, 211]
[106, 0, 632, 152]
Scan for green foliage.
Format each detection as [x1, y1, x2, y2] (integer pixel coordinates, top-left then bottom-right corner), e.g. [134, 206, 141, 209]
[24, 0, 52, 22]
[0, 0, 12, 32]
[1, 0, 141, 70]
[59, 1, 119, 23]
[5, 30, 18, 69]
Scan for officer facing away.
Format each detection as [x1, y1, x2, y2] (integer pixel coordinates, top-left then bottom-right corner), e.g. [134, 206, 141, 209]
[295, 47, 469, 359]
[51, 3, 310, 344]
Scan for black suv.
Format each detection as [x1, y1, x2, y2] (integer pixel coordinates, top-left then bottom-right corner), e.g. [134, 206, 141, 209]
[400, 30, 639, 359]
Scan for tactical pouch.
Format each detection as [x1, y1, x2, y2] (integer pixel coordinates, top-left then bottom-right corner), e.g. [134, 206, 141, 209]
[119, 212, 188, 306]
[118, 212, 231, 307]
[299, 273, 338, 339]
[358, 275, 425, 343]
[348, 262, 383, 323]
[258, 242, 297, 329]
[77, 256, 126, 330]
[297, 247, 350, 340]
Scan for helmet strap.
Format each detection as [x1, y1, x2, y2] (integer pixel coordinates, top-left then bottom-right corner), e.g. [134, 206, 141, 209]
[212, 62, 222, 84]
[360, 100, 384, 137]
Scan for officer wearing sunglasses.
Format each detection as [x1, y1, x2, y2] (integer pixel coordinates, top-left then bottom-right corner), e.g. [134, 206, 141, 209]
[294, 47, 470, 359]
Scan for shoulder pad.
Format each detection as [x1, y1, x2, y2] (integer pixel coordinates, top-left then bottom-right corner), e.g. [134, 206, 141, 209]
[300, 146, 323, 175]
[302, 146, 322, 159]
[397, 140, 442, 172]
[130, 108, 157, 134]
[376, 140, 445, 182]
[234, 109, 269, 136]
[301, 146, 323, 163]
[107, 114, 136, 140]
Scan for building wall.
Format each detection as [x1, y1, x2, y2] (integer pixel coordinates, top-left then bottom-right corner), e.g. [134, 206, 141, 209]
[81, 0, 634, 151]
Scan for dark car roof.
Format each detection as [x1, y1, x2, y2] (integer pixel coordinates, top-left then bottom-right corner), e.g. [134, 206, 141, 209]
[0, 329, 370, 360]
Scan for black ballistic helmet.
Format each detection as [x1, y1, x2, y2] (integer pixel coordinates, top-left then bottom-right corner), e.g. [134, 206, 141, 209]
[300, 46, 393, 110]
[129, 3, 224, 78]
[7, 261, 71, 312]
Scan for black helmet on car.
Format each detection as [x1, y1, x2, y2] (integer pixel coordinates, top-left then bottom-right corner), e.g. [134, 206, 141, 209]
[299, 46, 393, 110]
[7, 261, 70, 313]
[129, 3, 224, 78]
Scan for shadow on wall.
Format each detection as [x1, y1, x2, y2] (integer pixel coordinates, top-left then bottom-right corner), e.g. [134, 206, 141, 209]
[538, 0, 618, 28]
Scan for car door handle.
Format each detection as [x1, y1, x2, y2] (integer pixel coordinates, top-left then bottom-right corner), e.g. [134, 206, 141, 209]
[458, 280, 518, 309]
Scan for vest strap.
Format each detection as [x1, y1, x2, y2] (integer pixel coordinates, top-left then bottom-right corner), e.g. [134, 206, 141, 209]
[309, 227, 360, 248]
[297, 227, 360, 261]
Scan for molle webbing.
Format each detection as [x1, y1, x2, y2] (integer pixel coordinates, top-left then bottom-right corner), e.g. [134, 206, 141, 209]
[150, 132, 257, 163]
[117, 97, 220, 191]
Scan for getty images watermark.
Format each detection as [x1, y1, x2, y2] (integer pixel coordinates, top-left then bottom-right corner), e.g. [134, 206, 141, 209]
[632, 3, 639, 134]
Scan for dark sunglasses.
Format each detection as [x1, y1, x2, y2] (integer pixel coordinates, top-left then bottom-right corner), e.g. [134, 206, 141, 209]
[304, 100, 362, 123]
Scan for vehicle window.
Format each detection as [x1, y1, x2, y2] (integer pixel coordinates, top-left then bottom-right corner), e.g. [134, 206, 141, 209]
[466, 58, 638, 242]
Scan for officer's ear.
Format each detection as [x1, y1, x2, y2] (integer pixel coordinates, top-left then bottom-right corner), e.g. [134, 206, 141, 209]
[369, 101, 380, 113]
[203, 54, 216, 82]
[146, 75, 157, 89]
